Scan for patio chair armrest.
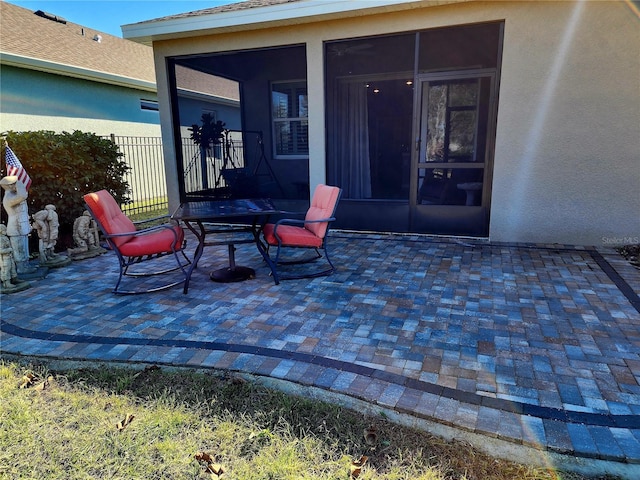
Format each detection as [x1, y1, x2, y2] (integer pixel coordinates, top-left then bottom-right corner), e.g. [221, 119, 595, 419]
[304, 217, 336, 225]
[274, 217, 336, 229]
[133, 223, 182, 238]
[273, 218, 306, 228]
[132, 214, 172, 227]
[103, 230, 139, 239]
[275, 210, 306, 217]
[103, 223, 181, 240]
[271, 217, 336, 241]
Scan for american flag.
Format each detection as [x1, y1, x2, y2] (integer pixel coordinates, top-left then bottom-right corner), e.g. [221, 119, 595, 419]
[5, 145, 32, 190]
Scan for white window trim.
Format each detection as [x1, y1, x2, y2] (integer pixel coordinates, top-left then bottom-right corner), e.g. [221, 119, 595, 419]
[271, 80, 309, 160]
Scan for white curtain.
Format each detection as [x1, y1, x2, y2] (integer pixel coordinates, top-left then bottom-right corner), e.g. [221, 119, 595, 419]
[335, 81, 371, 199]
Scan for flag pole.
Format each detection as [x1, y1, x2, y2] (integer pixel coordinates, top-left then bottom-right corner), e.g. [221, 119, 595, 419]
[2, 135, 8, 177]
[1, 135, 6, 174]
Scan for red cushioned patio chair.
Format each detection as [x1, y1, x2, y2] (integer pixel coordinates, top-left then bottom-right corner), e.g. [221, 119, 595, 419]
[262, 184, 342, 284]
[84, 190, 190, 294]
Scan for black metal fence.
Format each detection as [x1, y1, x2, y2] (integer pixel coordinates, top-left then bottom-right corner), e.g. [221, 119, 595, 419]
[109, 134, 169, 217]
[109, 131, 281, 217]
[110, 133, 251, 216]
[181, 130, 246, 197]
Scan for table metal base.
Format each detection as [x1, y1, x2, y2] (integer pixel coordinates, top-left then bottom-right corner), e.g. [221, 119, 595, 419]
[172, 199, 281, 292]
[210, 265, 255, 282]
[209, 244, 255, 283]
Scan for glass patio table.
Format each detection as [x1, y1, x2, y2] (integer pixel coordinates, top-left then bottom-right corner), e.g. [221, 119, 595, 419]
[171, 198, 281, 293]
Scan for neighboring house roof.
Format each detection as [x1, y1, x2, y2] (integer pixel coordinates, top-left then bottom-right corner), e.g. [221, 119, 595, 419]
[153, 0, 302, 19]
[122, 0, 468, 45]
[0, 1, 239, 101]
[1, 1, 156, 91]
[175, 65, 240, 105]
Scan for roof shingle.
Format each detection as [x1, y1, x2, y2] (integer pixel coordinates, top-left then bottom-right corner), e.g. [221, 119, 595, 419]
[1, 2, 155, 83]
[128, 0, 302, 24]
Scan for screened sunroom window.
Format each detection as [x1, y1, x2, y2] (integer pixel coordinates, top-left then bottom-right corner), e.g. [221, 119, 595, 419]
[272, 81, 308, 158]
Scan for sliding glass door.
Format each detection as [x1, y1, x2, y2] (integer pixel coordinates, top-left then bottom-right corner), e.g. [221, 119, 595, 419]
[411, 72, 496, 236]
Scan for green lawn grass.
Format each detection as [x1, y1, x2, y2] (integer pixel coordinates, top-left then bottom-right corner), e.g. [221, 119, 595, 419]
[0, 361, 613, 480]
[123, 197, 169, 223]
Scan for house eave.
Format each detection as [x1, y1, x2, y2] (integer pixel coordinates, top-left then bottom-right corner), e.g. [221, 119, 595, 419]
[0, 52, 157, 93]
[176, 88, 240, 107]
[122, 0, 470, 45]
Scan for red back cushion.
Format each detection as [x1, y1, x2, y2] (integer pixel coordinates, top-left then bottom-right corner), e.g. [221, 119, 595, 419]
[304, 184, 341, 239]
[84, 190, 135, 248]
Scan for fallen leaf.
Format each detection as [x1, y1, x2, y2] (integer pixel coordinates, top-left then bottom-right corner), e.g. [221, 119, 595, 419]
[352, 455, 368, 467]
[206, 463, 225, 477]
[195, 452, 214, 464]
[34, 380, 47, 391]
[34, 375, 54, 391]
[116, 413, 135, 431]
[350, 455, 368, 478]
[19, 372, 37, 389]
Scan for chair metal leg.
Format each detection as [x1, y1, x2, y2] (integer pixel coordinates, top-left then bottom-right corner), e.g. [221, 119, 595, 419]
[112, 246, 191, 295]
[269, 243, 336, 282]
[274, 248, 322, 265]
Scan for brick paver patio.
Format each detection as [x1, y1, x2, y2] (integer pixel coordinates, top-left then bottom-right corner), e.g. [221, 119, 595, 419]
[1, 231, 639, 477]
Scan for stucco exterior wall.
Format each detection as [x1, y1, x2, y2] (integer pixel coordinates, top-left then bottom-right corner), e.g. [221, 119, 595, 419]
[0, 65, 162, 137]
[2, 113, 163, 138]
[491, 1, 639, 246]
[152, 0, 639, 246]
[176, 96, 241, 133]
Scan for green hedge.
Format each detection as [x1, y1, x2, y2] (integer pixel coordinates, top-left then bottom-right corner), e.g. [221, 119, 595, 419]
[1, 130, 130, 250]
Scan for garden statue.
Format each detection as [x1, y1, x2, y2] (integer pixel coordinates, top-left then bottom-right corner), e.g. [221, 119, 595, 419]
[67, 210, 105, 260]
[31, 209, 53, 262]
[0, 223, 30, 293]
[0, 175, 37, 275]
[45, 204, 59, 249]
[31, 204, 70, 267]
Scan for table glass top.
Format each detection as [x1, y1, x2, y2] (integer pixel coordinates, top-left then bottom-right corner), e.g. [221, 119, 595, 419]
[172, 198, 279, 221]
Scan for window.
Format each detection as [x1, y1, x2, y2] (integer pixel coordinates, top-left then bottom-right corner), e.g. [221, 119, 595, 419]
[271, 81, 308, 158]
[202, 109, 217, 121]
[140, 99, 159, 111]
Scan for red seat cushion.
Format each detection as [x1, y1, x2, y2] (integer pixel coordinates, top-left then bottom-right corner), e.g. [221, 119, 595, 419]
[84, 190, 136, 248]
[85, 190, 184, 256]
[118, 225, 185, 257]
[304, 184, 341, 239]
[263, 184, 340, 249]
[263, 223, 323, 248]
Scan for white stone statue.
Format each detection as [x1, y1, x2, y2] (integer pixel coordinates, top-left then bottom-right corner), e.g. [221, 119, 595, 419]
[74, 211, 97, 250]
[45, 204, 59, 250]
[67, 210, 105, 260]
[0, 224, 17, 288]
[32, 204, 69, 267]
[32, 209, 53, 263]
[0, 175, 36, 274]
[0, 223, 29, 292]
